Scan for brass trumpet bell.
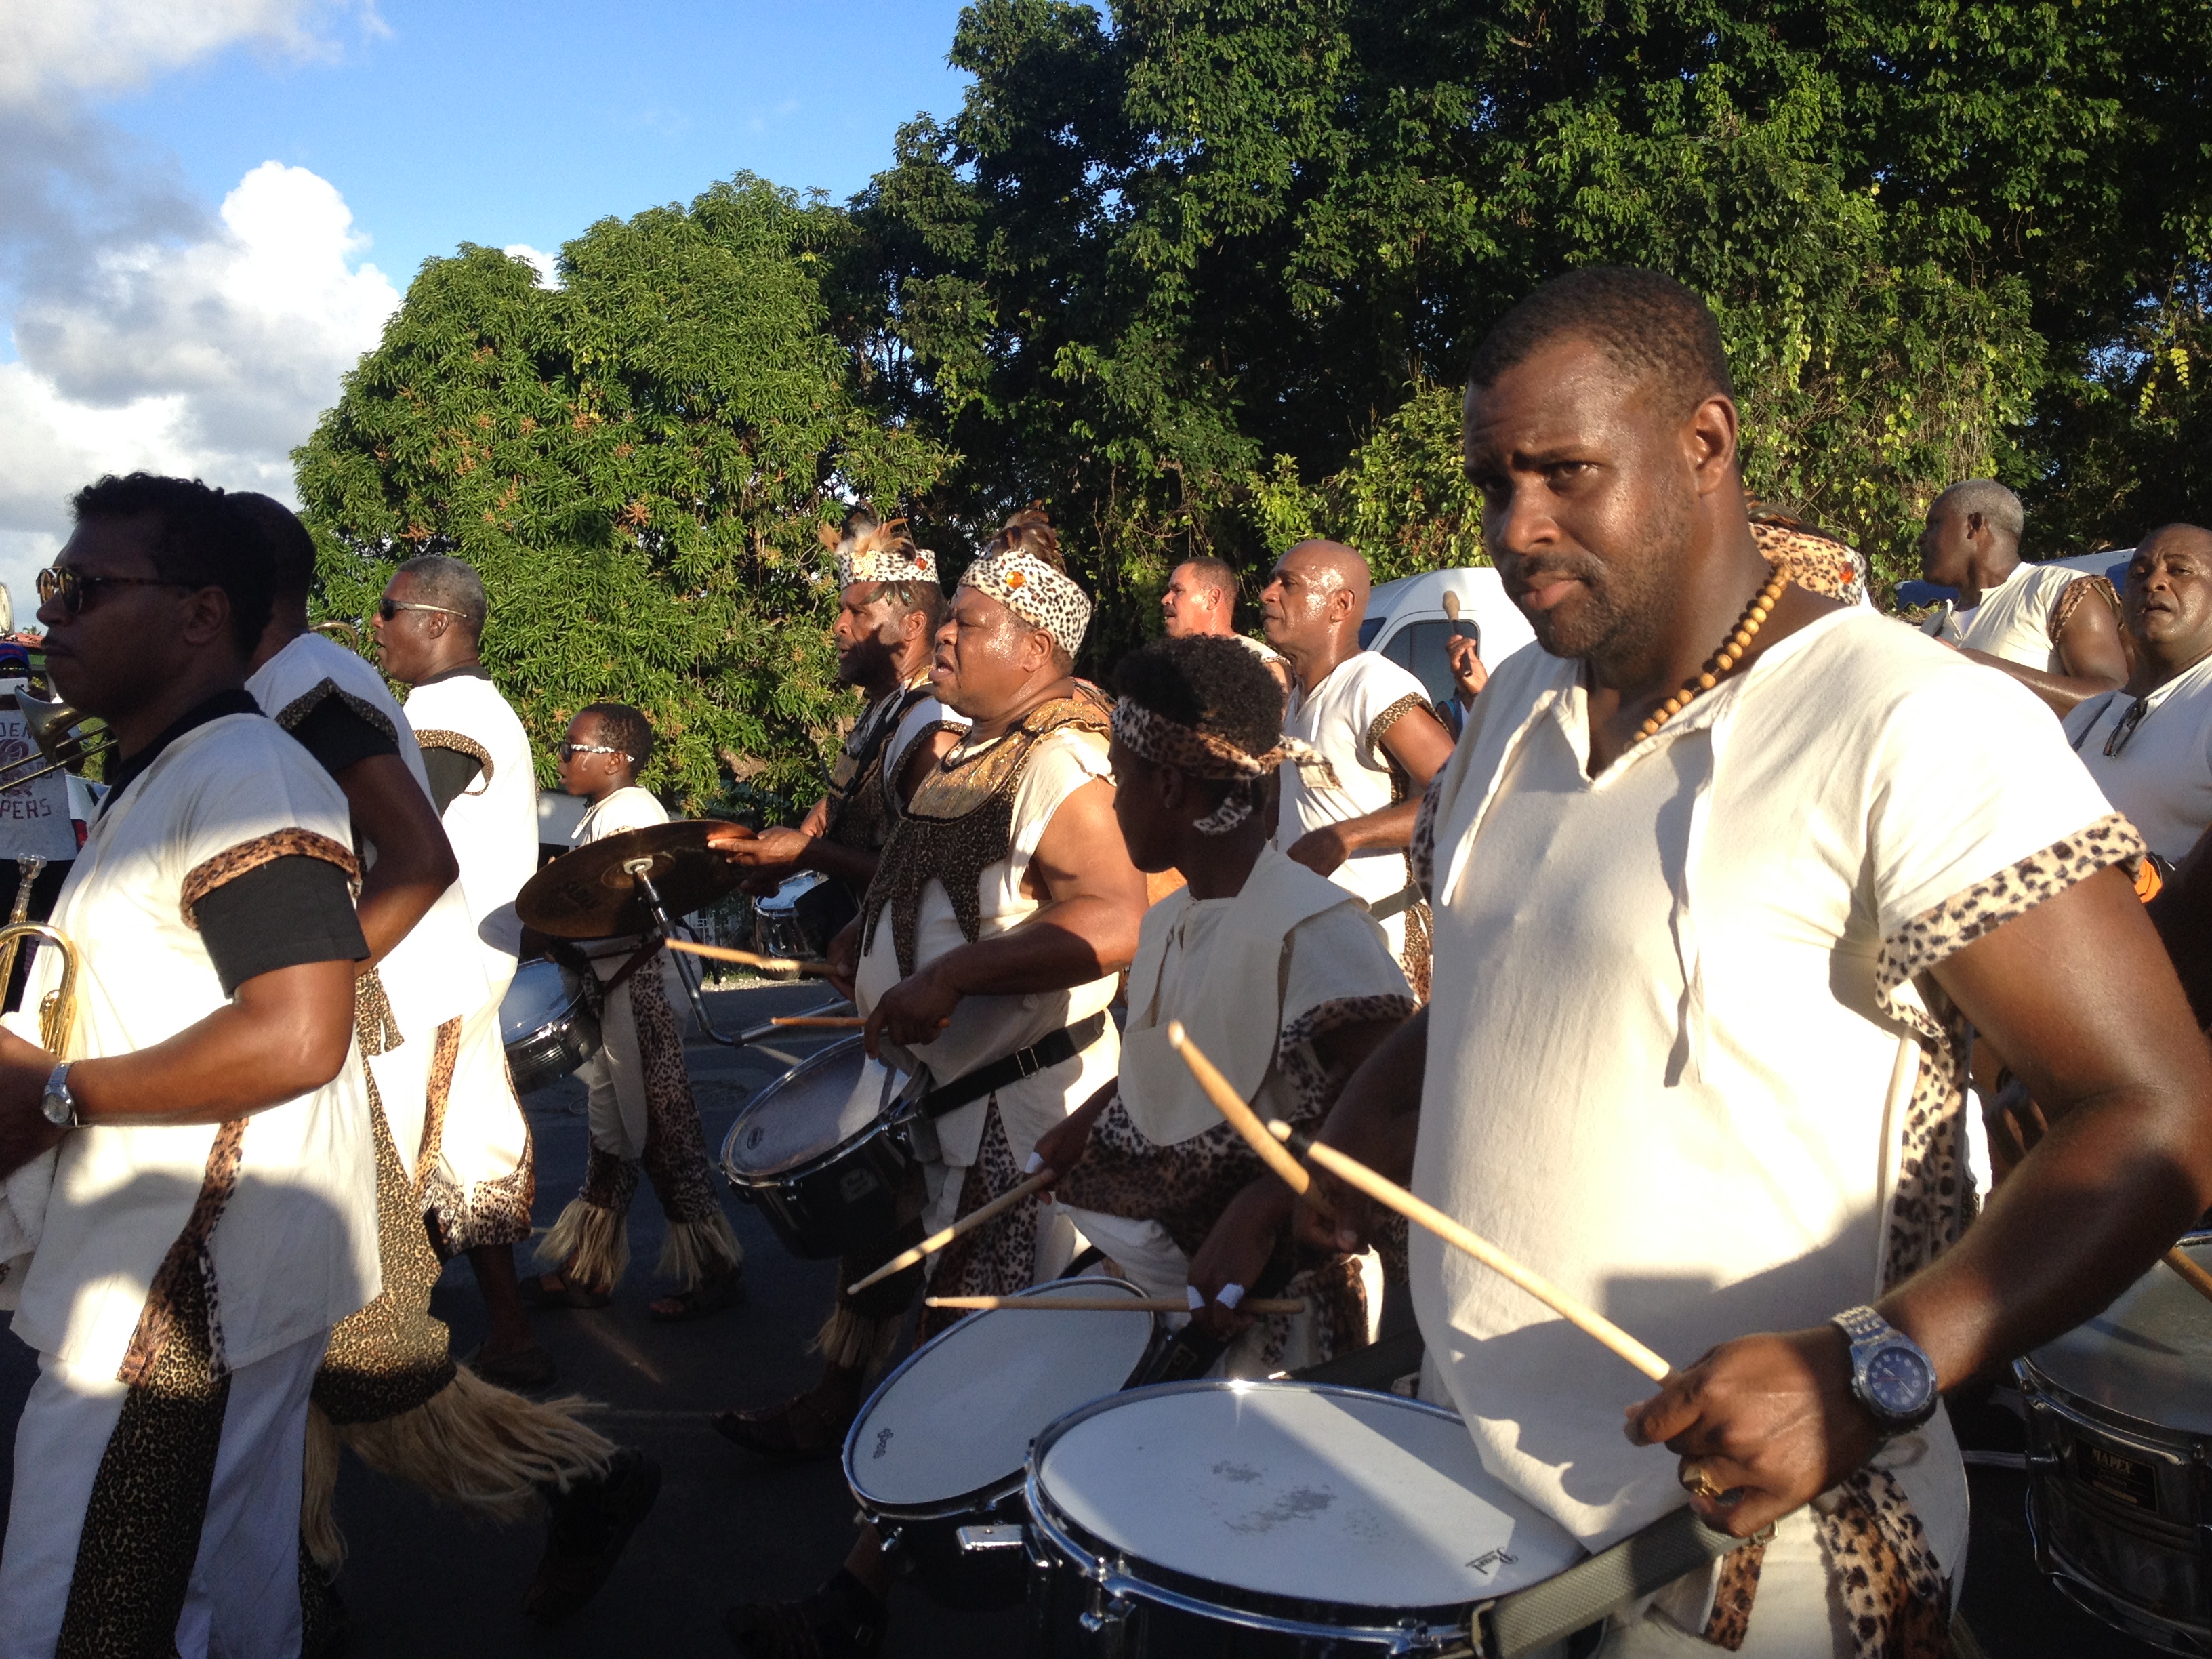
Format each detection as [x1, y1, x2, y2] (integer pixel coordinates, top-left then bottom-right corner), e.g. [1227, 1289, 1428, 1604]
[0, 690, 115, 792]
[0, 922, 78, 1054]
[310, 619, 364, 653]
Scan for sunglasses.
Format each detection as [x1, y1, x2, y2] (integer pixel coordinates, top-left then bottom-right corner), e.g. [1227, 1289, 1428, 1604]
[559, 742, 631, 762]
[36, 566, 188, 617]
[375, 597, 468, 623]
[2104, 695, 2152, 757]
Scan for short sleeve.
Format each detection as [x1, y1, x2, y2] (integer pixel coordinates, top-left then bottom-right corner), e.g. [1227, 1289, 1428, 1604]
[1867, 668, 2125, 947]
[1007, 729, 1112, 873]
[195, 857, 369, 994]
[1282, 901, 1411, 1029]
[287, 693, 400, 779]
[419, 746, 485, 815]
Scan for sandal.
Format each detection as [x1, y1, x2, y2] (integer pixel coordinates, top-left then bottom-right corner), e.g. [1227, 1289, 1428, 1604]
[648, 1263, 747, 1324]
[518, 1269, 612, 1311]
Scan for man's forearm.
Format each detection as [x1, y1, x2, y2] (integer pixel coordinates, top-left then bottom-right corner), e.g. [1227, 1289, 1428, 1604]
[1334, 799, 1421, 856]
[1315, 1007, 1429, 1174]
[932, 897, 1136, 998]
[355, 866, 450, 968]
[1961, 651, 2123, 715]
[803, 838, 877, 888]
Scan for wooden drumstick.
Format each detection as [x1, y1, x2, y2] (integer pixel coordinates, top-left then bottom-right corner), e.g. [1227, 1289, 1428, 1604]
[1165, 1020, 1332, 1218]
[664, 937, 836, 977]
[845, 1170, 1057, 1294]
[926, 1295, 1307, 1315]
[2165, 1248, 2212, 1307]
[1266, 1118, 1674, 1383]
[770, 1015, 867, 1028]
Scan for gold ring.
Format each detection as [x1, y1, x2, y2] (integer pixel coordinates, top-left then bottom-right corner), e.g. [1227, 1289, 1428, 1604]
[1680, 1463, 1725, 1502]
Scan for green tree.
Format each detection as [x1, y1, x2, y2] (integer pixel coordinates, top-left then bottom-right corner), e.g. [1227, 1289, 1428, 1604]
[295, 174, 947, 810]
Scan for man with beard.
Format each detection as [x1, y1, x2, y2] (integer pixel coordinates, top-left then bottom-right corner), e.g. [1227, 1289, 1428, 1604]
[722, 513, 1147, 1657]
[714, 516, 964, 926]
[1920, 478, 2127, 716]
[1262, 540, 1456, 997]
[1300, 267, 2212, 1656]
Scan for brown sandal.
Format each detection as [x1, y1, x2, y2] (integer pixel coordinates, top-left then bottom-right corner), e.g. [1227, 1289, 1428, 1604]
[647, 1263, 746, 1324]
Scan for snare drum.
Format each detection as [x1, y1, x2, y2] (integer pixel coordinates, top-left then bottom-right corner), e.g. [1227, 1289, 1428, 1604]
[848, 1277, 1164, 1610]
[1025, 1380, 1582, 1656]
[754, 869, 850, 962]
[2017, 1234, 2212, 1652]
[718, 1038, 922, 1258]
[499, 958, 600, 1094]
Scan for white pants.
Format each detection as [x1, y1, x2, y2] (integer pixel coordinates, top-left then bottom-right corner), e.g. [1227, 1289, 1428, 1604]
[580, 955, 684, 1162]
[0, 1328, 329, 1659]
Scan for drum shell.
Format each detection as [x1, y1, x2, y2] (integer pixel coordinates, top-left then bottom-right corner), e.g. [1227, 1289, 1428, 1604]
[754, 869, 852, 962]
[1022, 1382, 1482, 1658]
[718, 1037, 923, 1259]
[2015, 1353, 2212, 1654]
[501, 961, 601, 1095]
[851, 1280, 1168, 1613]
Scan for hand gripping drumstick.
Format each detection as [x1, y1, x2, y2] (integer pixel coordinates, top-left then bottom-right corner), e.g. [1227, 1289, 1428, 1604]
[1161, 1021, 1671, 1382]
[664, 937, 838, 978]
[926, 1295, 1307, 1314]
[845, 1166, 1058, 1295]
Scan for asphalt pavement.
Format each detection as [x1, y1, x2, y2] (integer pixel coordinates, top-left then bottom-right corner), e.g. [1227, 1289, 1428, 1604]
[0, 979, 2179, 1656]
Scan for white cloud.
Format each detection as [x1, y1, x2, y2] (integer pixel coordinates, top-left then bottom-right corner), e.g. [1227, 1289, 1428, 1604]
[0, 161, 401, 611]
[503, 243, 559, 288]
[0, 0, 380, 109]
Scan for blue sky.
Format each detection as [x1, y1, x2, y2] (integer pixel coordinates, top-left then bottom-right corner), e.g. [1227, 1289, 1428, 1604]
[0, 0, 978, 613]
[102, 1, 975, 290]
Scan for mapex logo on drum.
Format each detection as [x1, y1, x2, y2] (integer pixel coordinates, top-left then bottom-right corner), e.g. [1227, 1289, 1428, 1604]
[1465, 1547, 1517, 1578]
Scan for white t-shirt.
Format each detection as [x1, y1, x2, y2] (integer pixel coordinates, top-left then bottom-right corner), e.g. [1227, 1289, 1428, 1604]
[1276, 652, 1433, 942]
[856, 727, 1122, 1166]
[882, 693, 968, 820]
[572, 785, 668, 845]
[10, 714, 380, 1373]
[1938, 560, 2090, 672]
[1416, 608, 2111, 1556]
[2064, 655, 2212, 865]
[405, 669, 539, 989]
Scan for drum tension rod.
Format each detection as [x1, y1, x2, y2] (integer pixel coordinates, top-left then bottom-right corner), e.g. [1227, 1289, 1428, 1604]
[626, 857, 745, 1047]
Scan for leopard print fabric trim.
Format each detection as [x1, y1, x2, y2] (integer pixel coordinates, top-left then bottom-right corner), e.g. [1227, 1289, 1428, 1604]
[2050, 573, 2123, 644]
[180, 827, 361, 927]
[1410, 771, 1443, 905]
[1364, 692, 1431, 761]
[1812, 1469, 1953, 1659]
[57, 1232, 230, 1656]
[312, 1067, 459, 1426]
[1702, 1535, 1765, 1648]
[1875, 813, 2144, 1287]
[863, 687, 1113, 977]
[274, 679, 399, 744]
[580, 1143, 641, 1214]
[915, 1101, 1042, 1344]
[625, 964, 724, 1227]
[1275, 995, 1421, 1122]
[410, 1017, 464, 1191]
[413, 728, 494, 787]
[425, 1056, 537, 1254]
[1751, 518, 1868, 607]
[116, 1116, 247, 1386]
[354, 966, 403, 1057]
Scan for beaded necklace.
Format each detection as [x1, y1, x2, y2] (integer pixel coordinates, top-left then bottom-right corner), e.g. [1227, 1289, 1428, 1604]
[1629, 559, 1793, 745]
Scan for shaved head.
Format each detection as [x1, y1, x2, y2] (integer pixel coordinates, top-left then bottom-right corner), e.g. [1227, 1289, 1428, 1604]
[1282, 541, 1371, 606]
[1261, 540, 1373, 676]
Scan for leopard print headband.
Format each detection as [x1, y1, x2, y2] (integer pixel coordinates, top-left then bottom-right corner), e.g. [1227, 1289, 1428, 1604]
[1111, 697, 1311, 835]
[960, 549, 1092, 659]
[836, 543, 937, 589]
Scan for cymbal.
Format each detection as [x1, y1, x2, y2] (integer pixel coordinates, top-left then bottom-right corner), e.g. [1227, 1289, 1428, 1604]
[518, 819, 754, 939]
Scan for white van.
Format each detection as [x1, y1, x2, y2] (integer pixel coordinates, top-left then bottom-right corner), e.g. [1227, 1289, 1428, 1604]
[1357, 567, 1538, 708]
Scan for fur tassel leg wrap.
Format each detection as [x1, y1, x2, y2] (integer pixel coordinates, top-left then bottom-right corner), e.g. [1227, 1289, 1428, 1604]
[537, 1196, 630, 1295]
[656, 1210, 742, 1290]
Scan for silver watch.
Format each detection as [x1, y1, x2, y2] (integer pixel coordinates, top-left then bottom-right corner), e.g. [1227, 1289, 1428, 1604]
[40, 1062, 79, 1129]
[1833, 1305, 1939, 1433]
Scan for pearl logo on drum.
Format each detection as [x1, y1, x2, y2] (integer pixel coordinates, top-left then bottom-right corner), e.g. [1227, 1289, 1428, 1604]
[1466, 1547, 1518, 1578]
[872, 1427, 895, 1460]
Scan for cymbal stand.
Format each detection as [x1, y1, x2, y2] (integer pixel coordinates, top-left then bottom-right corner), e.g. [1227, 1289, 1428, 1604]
[624, 857, 745, 1046]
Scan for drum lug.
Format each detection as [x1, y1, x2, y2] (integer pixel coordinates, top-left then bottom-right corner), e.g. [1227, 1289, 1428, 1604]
[1078, 1562, 1136, 1647]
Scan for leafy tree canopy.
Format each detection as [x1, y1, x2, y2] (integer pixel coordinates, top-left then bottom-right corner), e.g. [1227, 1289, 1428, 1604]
[296, 175, 947, 808]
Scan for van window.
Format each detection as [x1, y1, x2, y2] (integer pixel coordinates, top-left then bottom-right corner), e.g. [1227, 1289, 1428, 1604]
[1379, 619, 1469, 707]
[1357, 617, 1383, 649]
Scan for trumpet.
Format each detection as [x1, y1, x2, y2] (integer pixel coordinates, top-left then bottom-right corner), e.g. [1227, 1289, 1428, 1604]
[311, 619, 365, 653]
[0, 922, 78, 1054]
[0, 690, 114, 794]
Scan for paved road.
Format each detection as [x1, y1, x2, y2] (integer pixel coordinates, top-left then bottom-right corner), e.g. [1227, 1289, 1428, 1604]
[0, 981, 2174, 1656]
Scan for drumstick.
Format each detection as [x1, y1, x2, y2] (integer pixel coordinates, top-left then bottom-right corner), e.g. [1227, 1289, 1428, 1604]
[1266, 1118, 1674, 1384]
[664, 937, 835, 977]
[2164, 1248, 2212, 1307]
[770, 1015, 865, 1028]
[845, 1170, 1057, 1294]
[1165, 1020, 1332, 1218]
[926, 1296, 1307, 1315]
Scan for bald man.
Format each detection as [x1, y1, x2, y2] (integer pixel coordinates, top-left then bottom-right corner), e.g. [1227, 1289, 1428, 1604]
[1919, 478, 2127, 715]
[1261, 540, 1456, 996]
[1160, 556, 1290, 689]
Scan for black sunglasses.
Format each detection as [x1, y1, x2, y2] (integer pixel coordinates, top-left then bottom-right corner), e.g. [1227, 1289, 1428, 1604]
[35, 566, 188, 617]
[375, 597, 469, 623]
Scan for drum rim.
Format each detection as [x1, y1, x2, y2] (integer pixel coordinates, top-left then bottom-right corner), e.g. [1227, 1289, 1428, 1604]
[756, 867, 830, 911]
[718, 1035, 886, 1182]
[2015, 1231, 2212, 1448]
[1023, 1378, 1489, 1638]
[843, 1277, 1160, 1523]
[500, 961, 594, 1049]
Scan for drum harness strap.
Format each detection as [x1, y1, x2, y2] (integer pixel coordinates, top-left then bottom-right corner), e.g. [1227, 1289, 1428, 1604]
[903, 1011, 1109, 1125]
[1475, 1504, 1767, 1658]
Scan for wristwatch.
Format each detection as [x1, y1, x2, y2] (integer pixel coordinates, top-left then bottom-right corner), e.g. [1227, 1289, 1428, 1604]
[39, 1062, 80, 1129]
[1832, 1305, 1939, 1433]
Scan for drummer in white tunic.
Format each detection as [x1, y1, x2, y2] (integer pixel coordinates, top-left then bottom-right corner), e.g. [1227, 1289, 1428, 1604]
[1302, 269, 2212, 1657]
[2065, 525, 2212, 869]
[1919, 478, 2127, 716]
[374, 555, 546, 1375]
[1262, 539, 1456, 998]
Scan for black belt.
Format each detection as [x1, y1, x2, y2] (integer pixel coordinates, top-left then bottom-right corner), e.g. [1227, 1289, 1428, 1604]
[914, 1012, 1108, 1121]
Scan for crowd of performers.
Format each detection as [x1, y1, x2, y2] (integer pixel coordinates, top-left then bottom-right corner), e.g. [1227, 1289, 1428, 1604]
[3, 264, 2212, 1659]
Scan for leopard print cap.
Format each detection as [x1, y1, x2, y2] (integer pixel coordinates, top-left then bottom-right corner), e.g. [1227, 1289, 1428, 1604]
[960, 548, 1092, 659]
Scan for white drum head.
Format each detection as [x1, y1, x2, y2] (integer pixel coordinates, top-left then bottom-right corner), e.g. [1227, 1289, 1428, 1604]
[849, 1279, 1154, 1509]
[2029, 1238, 2212, 1431]
[757, 869, 828, 917]
[499, 959, 575, 1042]
[723, 1041, 878, 1176]
[1038, 1383, 1582, 1607]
